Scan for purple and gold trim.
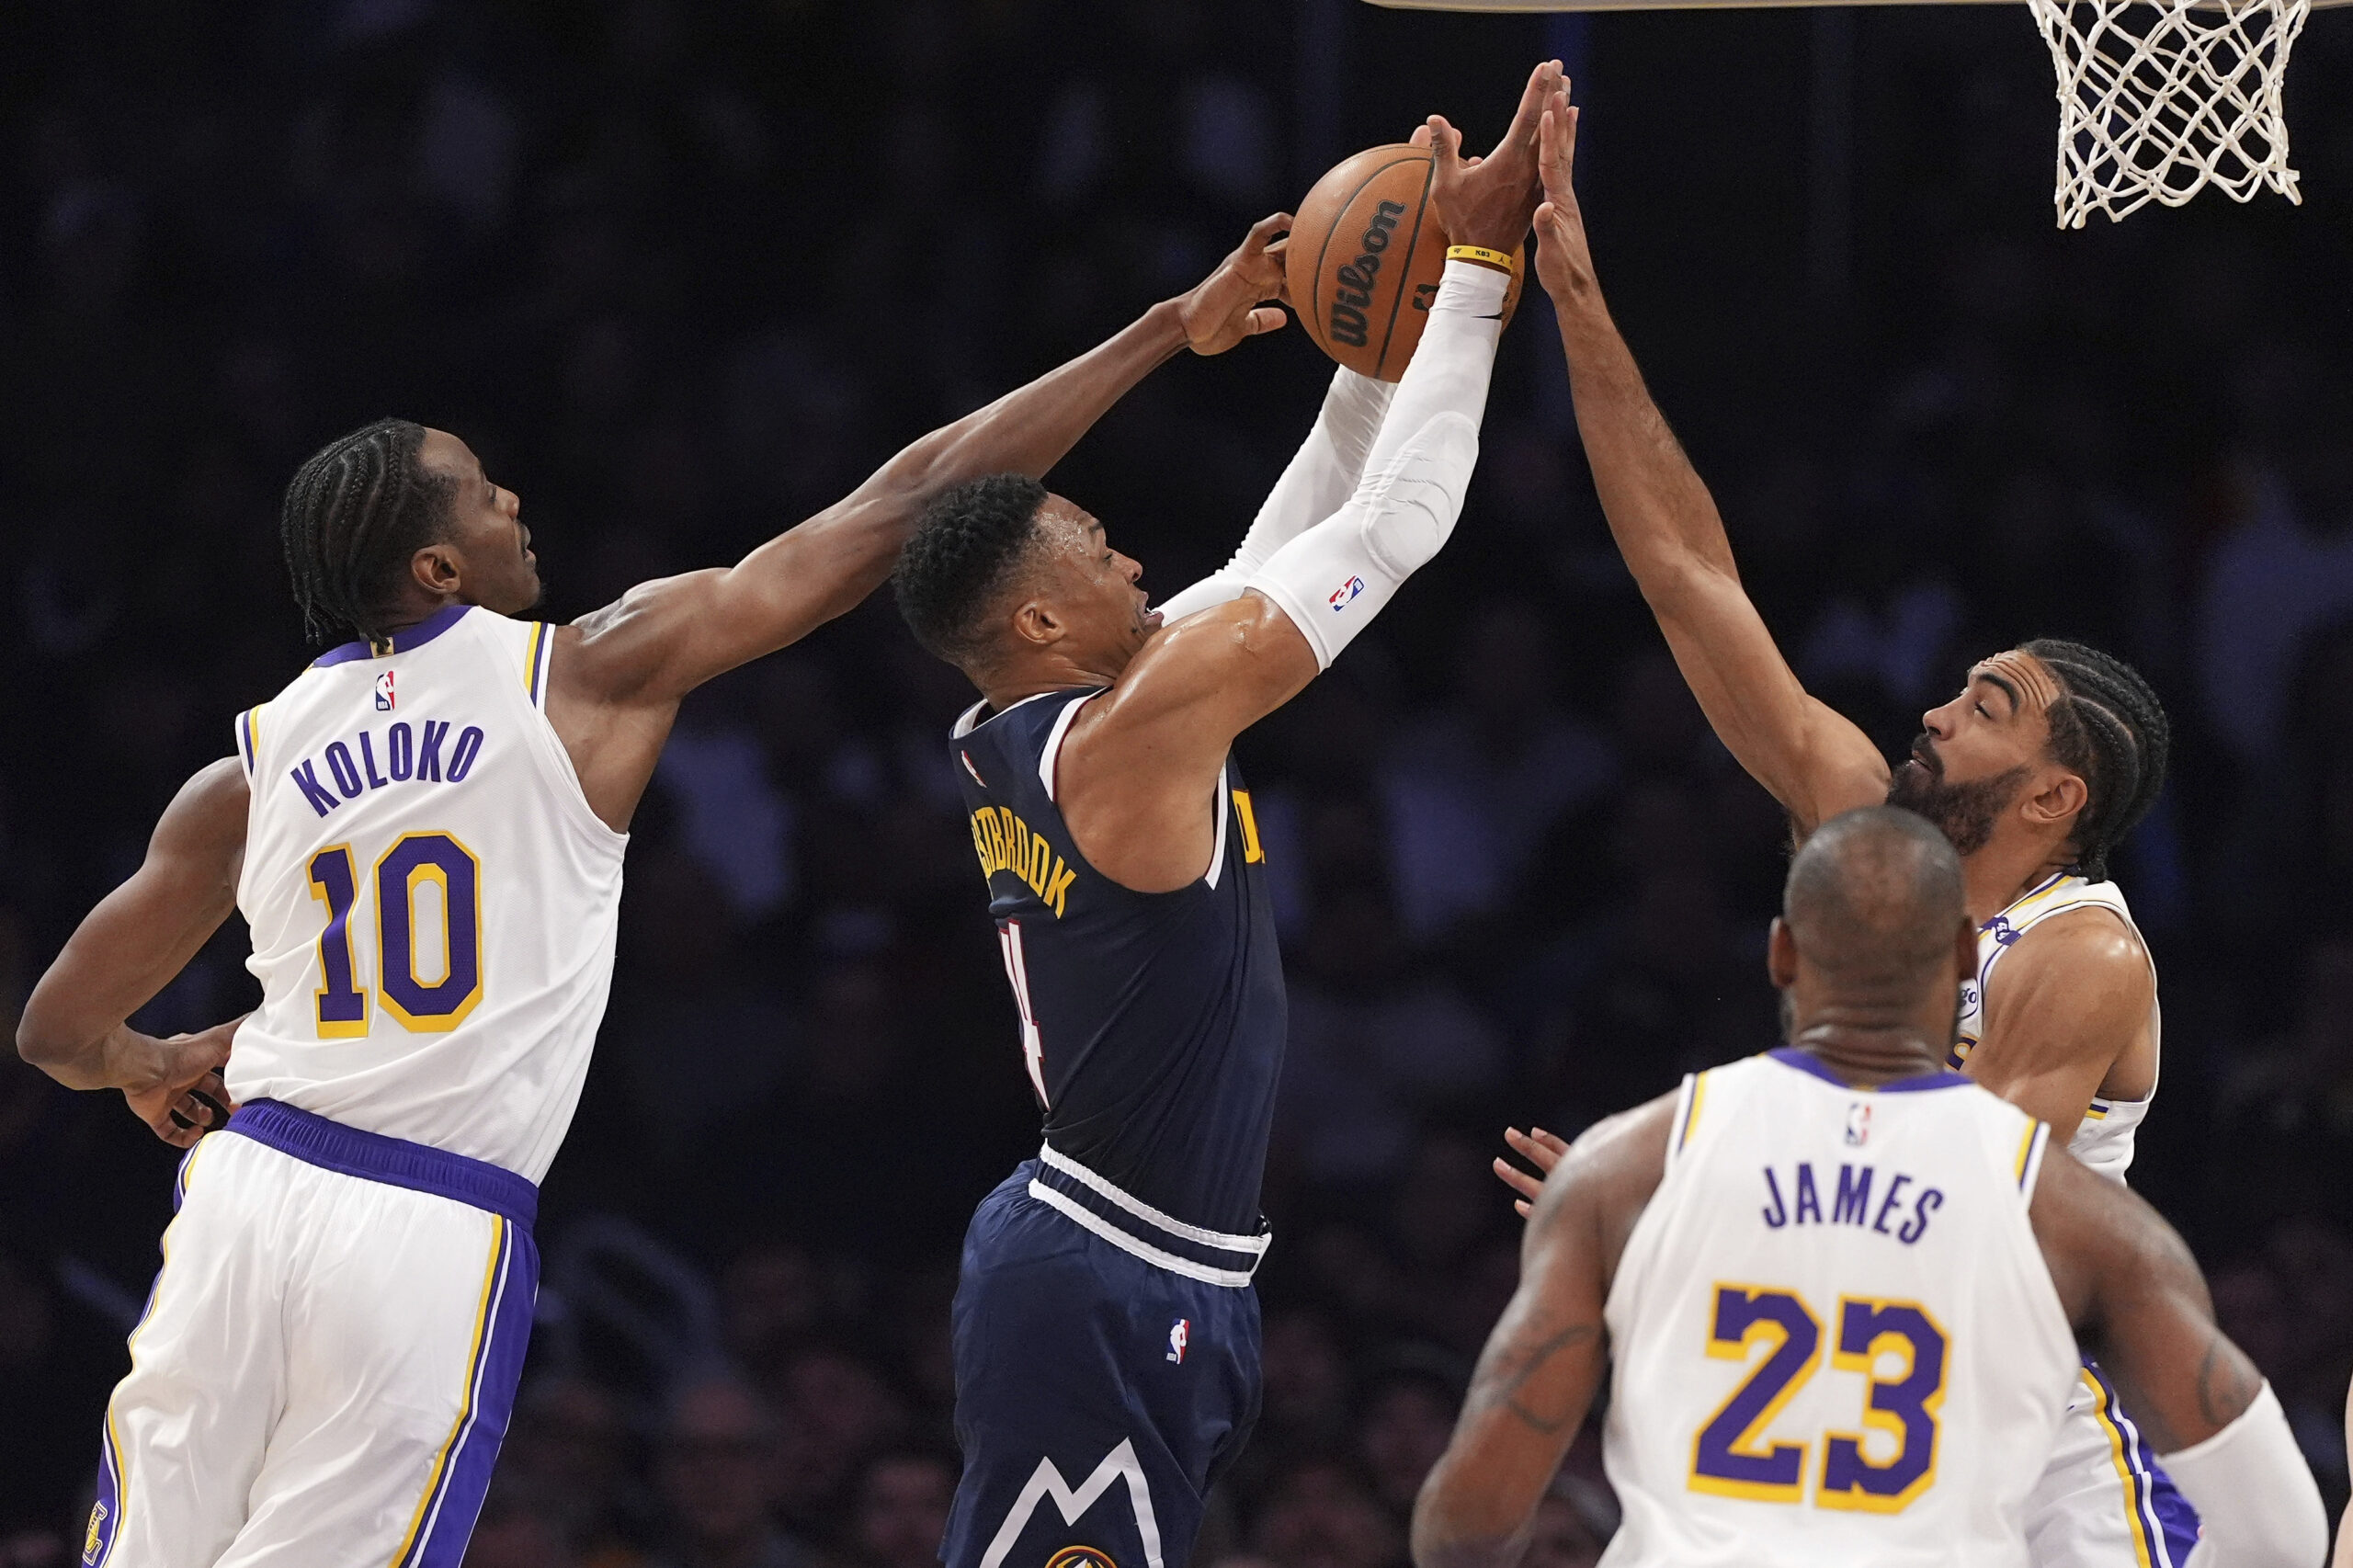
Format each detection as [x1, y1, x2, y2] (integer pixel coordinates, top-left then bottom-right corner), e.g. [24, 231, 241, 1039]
[235, 707, 263, 777]
[390, 1215, 540, 1568]
[223, 1099, 535, 1230]
[522, 622, 554, 710]
[1675, 1072, 1708, 1153]
[1766, 1048, 1970, 1095]
[313, 603, 472, 669]
[2083, 1361, 2200, 1568]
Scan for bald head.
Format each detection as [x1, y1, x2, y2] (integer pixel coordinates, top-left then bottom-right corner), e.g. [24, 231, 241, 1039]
[1783, 807, 1967, 995]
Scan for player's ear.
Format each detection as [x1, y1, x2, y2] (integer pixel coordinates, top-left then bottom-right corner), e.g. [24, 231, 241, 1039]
[1766, 917, 1798, 990]
[410, 541, 462, 597]
[2025, 768, 2088, 833]
[1008, 596, 1065, 651]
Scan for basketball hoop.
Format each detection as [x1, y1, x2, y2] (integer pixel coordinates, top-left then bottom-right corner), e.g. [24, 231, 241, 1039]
[2032, 0, 2311, 225]
[1361, 0, 2340, 228]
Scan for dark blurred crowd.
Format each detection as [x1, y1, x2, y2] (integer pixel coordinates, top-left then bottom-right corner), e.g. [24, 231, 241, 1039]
[6, 1, 2353, 1563]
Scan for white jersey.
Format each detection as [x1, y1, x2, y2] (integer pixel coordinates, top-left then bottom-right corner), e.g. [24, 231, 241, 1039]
[225, 604, 627, 1182]
[1600, 1051, 2080, 1568]
[1952, 873, 2157, 1181]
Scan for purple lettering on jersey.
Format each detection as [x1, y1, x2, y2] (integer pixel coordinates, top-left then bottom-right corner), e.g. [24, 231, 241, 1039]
[1761, 1167, 1789, 1228]
[447, 726, 484, 783]
[1793, 1162, 1823, 1225]
[324, 742, 363, 799]
[1832, 1163, 1873, 1226]
[387, 722, 414, 780]
[1895, 1188, 1943, 1244]
[418, 720, 449, 781]
[1872, 1172, 1915, 1234]
[358, 731, 390, 789]
[290, 760, 340, 817]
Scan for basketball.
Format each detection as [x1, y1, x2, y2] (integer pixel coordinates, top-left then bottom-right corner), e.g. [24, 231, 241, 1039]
[1286, 142, 1526, 382]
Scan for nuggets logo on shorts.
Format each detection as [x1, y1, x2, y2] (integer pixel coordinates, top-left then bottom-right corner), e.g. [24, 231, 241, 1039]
[1044, 1549, 1117, 1568]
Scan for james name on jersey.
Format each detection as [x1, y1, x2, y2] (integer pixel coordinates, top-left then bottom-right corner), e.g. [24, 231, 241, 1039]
[1760, 1157, 1943, 1245]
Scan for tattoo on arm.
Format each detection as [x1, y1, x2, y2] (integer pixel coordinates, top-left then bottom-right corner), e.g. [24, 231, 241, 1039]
[1468, 1320, 1599, 1436]
[2195, 1329, 2256, 1430]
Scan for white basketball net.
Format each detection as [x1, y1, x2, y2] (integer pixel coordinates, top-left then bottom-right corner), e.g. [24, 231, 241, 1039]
[2027, 0, 2312, 226]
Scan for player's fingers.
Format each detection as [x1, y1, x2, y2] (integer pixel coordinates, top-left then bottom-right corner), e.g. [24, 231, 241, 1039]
[1409, 122, 1434, 150]
[1493, 1155, 1545, 1201]
[1494, 58, 1559, 158]
[1427, 115, 1461, 178]
[1530, 1125, 1571, 1156]
[1515, 1199, 1534, 1220]
[1245, 306, 1286, 335]
[1246, 210, 1293, 251]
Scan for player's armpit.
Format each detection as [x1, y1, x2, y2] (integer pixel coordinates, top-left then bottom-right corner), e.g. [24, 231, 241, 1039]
[1055, 590, 1320, 893]
[17, 758, 249, 1094]
[1964, 907, 2154, 1142]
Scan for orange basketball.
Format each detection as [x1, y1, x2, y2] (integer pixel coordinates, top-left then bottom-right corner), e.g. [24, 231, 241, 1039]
[1286, 143, 1525, 382]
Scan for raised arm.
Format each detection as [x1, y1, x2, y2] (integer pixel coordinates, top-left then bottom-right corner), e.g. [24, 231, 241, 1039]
[2032, 1149, 2328, 1566]
[1411, 1095, 1672, 1568]
[1532, 103, 1886, 835]
[538, 218, 1293, 824]
[17, 757, 250, 1145]
[1060, 64, 1564, 892]
[1152, 363, 1396, 621]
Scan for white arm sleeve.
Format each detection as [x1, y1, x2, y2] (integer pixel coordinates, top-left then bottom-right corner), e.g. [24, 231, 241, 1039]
[1240, 259, 1507, 668]
[2158, 1382, 2328, 1568]
[1154, 367, 1397, 620]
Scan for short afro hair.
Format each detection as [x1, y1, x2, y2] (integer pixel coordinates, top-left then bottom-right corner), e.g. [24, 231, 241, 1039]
[893, 473, 1050, 665]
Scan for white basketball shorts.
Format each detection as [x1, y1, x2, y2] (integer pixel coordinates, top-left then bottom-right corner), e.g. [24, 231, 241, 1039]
[84, 1098, 539, 1568]
[2023, 1364, 2204, 1568]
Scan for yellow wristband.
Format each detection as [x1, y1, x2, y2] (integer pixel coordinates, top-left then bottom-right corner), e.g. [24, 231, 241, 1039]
[1445, 244, 1516, 274]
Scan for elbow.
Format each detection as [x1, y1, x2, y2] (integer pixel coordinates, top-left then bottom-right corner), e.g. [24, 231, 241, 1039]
[15, 1007, 72, 1076]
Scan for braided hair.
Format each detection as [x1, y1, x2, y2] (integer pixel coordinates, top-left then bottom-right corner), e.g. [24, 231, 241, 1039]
[278, 418, 457, 644]
[2021, 639, 2170, 881]
[892, 473, 1050, 666]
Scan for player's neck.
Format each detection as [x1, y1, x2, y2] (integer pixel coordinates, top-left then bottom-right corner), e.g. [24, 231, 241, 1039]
[981, 652, 1124, 711]
[1786, 1019, 1951, 1087]
[1961, 833, 2081, 926]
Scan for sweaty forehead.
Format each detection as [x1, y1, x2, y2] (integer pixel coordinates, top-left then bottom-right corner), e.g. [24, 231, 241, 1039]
[417, 426, 478, 480]
[1974, 651, 2059, 716]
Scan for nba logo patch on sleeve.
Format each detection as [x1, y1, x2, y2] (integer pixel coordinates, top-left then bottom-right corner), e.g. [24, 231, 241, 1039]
[374, 671, 396, 711]
[1327, 575, 1365, 610]
[1165, 1319, 1188, 1365]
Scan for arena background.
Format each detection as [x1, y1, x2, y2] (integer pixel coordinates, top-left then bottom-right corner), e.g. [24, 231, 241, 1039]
[4, 2, 2353, 1563]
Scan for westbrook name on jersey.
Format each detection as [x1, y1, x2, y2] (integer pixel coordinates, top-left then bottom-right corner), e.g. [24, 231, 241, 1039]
[940, 686, 1286, 1568]
[1599, 1051, 2081, 1568]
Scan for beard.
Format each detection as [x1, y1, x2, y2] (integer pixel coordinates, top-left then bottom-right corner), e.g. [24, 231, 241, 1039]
[1885, 735, 2029, 858]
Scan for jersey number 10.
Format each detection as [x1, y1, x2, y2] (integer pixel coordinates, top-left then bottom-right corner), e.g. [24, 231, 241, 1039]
[306, 833, 485, 1036]
[1689, 1283, 1949, 1513]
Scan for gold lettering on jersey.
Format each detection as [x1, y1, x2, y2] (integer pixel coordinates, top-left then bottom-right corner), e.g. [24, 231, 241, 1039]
[1232, 789, 1266, 863]
[970, 806, 1076, 918]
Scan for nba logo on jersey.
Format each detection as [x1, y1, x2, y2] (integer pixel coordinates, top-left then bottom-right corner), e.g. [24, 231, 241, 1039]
[1845, 1102, 1871, 1146]
[1166, 1319, 1189, 1364]
[373, 670, 395, 710]
[1328, 575, 1365, 609]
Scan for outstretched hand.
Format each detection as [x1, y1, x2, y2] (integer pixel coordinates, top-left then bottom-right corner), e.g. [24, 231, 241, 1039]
[1495, 1124, 1572, 1218]
[1532, 92, 1597, 307]
[122, 1018, 243, 1149]
[1419, 60, 1568, 256]
[1178, 211, 1292, 357]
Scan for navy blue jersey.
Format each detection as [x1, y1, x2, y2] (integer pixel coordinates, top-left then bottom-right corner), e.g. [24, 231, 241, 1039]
[949, 687, 1287, 1236]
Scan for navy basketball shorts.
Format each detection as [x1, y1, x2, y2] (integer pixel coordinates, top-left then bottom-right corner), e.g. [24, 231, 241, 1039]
[942, 1157, 1264, 1568]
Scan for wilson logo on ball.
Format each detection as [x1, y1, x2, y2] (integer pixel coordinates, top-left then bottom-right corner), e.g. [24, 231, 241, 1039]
[1327, 200, 1405, 348]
